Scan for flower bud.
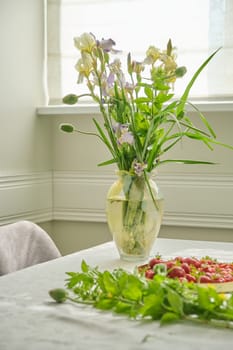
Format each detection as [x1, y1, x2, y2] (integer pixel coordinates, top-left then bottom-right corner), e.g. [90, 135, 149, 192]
[49, 288, 68, 303]
[63, 94, 78, 105]
[175, 66, 187, 78]
[59, 123, 75, 133]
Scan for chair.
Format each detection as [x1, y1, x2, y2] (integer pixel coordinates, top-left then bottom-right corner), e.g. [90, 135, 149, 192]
[0, 220, 61, 276]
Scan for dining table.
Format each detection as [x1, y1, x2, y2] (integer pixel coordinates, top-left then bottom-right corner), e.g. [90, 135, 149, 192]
[0, 237, 233, 350]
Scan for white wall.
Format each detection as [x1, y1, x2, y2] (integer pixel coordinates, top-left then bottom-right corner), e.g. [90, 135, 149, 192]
[0, 0, 52, 224]
[0, 0, 232, 256]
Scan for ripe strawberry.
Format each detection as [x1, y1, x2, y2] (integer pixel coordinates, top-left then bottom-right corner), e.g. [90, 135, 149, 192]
[199, 275, 212, 283]
[168, 266, 186, 278]
[149, 258, 163, 268]
[145, 269, 155, 279]
[181, 262, 190, 274]
[185, 274, 197, 282]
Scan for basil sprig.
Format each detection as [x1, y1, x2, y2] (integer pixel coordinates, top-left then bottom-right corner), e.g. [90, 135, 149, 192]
[49, 260, 233, 328]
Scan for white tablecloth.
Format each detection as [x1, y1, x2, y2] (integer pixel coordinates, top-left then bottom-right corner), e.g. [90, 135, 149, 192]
[0, 238, 233, 350]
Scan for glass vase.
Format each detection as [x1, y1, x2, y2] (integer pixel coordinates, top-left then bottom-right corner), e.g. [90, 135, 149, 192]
[106, 171, 164, 262]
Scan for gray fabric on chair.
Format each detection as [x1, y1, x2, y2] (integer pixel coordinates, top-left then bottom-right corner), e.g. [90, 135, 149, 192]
[0, 220, 61, 276]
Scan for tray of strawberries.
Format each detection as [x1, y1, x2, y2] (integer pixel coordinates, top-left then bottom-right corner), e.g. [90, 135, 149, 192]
[138, 255, 233, 293]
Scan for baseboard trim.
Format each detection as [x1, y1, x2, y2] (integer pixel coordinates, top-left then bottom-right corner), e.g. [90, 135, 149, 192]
[53, 209, 233, 229]
[0, 209, 52, 226]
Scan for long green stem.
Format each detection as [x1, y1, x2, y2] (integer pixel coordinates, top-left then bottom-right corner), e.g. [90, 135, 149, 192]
[73, 129, 102, 140]
[143, 171, 159, 210]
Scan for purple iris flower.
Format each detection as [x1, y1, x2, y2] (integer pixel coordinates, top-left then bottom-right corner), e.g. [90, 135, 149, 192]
[97, 38, 116, 52]
[112, 123, 134, 146]
[113, 122, 128, 135]
[124, 82, 135, 94]
[107, 72, 115, 87]
[118, 131, 134, 146]
[100, 73, 114, 97]
[133, 161, 147, 176]
[112, 122, 121, 134]
[119, 123, 130, 133]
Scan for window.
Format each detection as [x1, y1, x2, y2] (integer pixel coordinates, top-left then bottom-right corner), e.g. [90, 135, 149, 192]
[47, 0, 233, 104]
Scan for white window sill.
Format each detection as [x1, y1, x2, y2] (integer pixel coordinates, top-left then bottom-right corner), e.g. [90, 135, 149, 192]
[36, 100, 233, 116]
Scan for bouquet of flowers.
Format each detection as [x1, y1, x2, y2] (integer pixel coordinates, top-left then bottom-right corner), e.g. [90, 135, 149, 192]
[61, 32, 232, 172]
[60, 33, 232, 260]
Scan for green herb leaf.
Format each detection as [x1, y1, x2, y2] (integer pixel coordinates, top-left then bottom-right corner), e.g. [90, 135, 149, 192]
[160, 312, 180, 325]
[167, 288, 184, 315]
[81, 259, 89, 273]
[49, 260, 233, 329]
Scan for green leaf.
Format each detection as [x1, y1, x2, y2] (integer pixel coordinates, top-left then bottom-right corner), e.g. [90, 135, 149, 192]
[160, 312, 180, 325]
[176, 48, 221, 117]
[134, 111, 149, 132]
[92, 118, 114, 153]
[122, 276, 142, 301]
[177, 119, 212, 137]
[136, 103, 150, 115]
[186, 102, 216, 138]
[154, 82, 170, 91]
[156, 93, 174, 104]
[122, 282, 142, 301]
[164, 130, 233, 151]
[114, 301, 132, 314]
[66, 273, 82, 288]
[205, 138, 233, 150]
[144, 86, 153, 99]
[95, 298, 116, 310]
[140, 294, 164, 319]
[81, 259, 89, 273]
[167, 289, 183, 315]
[197, 286, 220, 311]
[227, 294, 233, 309]
[146, 140, 160, 171]
[163, 100, 179, 112]
[157, 159, 216, 166]
[98, 158, 117, 166]
[102, 271, 118, 295]
[134, 97, 151, 103]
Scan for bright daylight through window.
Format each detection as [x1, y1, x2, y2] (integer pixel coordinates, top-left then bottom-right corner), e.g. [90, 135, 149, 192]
[47, 0, 233, 105]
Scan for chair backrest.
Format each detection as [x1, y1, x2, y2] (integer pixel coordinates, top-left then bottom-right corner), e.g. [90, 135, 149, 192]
[0, 220, 61, 276]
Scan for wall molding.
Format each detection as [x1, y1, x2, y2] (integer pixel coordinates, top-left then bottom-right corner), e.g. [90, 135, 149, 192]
[1, 170, 232, 229]
[0, 172, 52, 225]
[53, 171, 233, 229]
[164, 212, 233, 229]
